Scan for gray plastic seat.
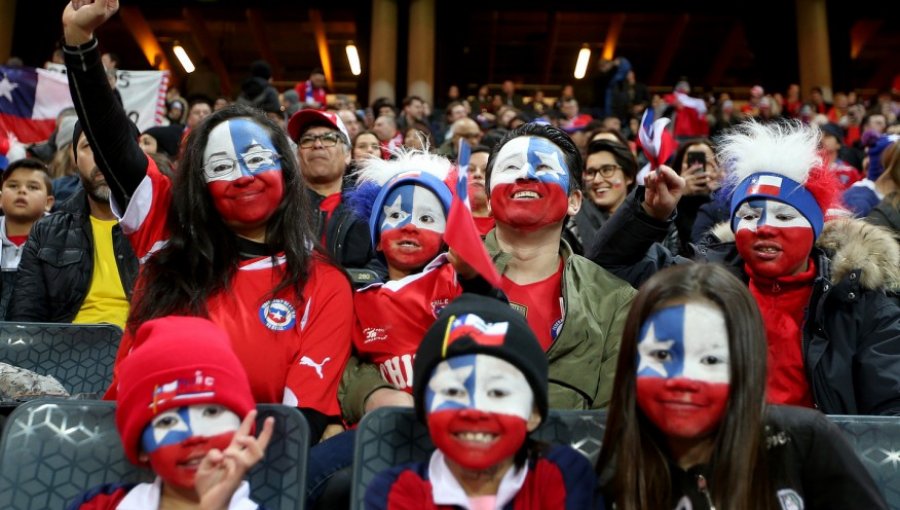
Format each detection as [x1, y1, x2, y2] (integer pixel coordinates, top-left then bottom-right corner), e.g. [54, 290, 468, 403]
[0, 399, 308, 510]
[829, 414, 900, 509]
[350, 406, 606, 509]
[0, 322, 122, 397]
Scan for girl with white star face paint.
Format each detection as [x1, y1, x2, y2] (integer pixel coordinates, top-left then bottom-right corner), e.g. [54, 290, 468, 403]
[377, 182, 448, 278]
[598, 264, 889, 510]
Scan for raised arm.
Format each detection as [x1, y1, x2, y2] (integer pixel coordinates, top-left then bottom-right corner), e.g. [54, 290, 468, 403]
[62, 0, 149, 208]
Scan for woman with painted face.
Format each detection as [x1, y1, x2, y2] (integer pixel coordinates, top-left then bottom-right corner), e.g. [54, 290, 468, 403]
[597, 263, 887, 510]
[61, 0, 353, 443]
[366, 293, 596, 510]
[69, 316, 275, 510]
[589, 120, 900, 416]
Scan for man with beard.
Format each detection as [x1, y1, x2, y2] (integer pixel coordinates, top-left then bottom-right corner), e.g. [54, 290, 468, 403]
[9, 122, 138, 326]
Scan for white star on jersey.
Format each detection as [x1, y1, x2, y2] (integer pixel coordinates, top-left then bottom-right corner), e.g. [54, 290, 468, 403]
[637, 322, 673, 377]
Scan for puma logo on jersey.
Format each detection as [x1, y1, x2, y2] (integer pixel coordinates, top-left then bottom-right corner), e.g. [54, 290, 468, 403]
[299, 356, 331, 379]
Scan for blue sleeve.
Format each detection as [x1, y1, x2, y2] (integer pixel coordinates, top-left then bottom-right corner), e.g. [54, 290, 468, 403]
[65, 482, 135, 510]
[543, 445, 599, 510]
[842, 187, 879, 217]
[364, 463, 427, 510]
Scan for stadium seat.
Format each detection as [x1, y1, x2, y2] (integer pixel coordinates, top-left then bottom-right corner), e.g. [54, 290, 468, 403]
[0, 399, 309, 510]
[0, 322, 122, 397]
[829, 414, 900, 509]
[349, 406, 606, 509]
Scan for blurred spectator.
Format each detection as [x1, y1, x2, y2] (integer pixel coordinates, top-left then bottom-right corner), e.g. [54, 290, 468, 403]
[397, 95, 426, 133]
[350, 131, 381, 170]
[500, 79, 524, 108]
[610, 68, 650, 123]
[139, 125, 182, 160]
[559, 97, 592, 132]
[866, 139, 900, 236]
[843, 135, 899, 217]
[820, 123, 862, 189]
[373, 115, 403, 159]
[294, 68, 328, 110]
[236, 60, 280, 118]
[808, 86, 831, 115]
[468, 144, 493, 235]
[337, 109, 362, 141]
[784, 83, 803, 118]
[165, 97, 187, 127]
[437, 117, 481, 160]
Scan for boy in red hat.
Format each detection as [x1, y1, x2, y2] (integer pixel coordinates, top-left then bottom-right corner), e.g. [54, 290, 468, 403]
[69, 316, 274, 510]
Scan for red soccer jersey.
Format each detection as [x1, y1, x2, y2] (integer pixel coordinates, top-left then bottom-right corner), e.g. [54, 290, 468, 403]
[106, 160, 352, 417]
[500, 262, 564, 351]
[353, 256, 460, 392]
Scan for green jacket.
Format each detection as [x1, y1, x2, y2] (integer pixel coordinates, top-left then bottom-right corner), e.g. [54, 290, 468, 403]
[484, 231, 635, 410]
[339, 232, 635, 422]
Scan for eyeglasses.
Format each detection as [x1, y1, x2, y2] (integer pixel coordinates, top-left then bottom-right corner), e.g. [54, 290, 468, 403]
[204, 149, 280, 181]
[583, 164, 622, 179]
[299, 132, 343, 149]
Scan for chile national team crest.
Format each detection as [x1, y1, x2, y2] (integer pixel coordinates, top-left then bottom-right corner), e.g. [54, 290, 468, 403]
[259, 299, 296, 331]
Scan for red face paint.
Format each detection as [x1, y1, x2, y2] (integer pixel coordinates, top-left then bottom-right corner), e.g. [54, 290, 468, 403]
[379, 224, 443, 272]
[636, 377, 730, 439]
[207, 171, 284, 228]
[490, 182, 569, 232]
[427, 408, 528, 471]
[147, 431, 235, 489]
[733, 200, 814, 279]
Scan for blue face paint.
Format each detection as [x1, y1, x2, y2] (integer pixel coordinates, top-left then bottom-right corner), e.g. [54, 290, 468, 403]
[141, 407, 195, 454]
[489, 136, 570, 194]
[378, 183, 447, 234]
[637, 306, 686, 379]
[203, 118, 281, 182]
[425, 354, 478, 413]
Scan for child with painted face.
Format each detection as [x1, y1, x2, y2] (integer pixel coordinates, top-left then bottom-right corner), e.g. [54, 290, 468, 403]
[598, 264, 888, 510]
[344, 150, 472, 416]
[590, 120, 900, 416]
[69, 316, 275, 510]
[61, 1, 352, 444]
[365, 293, 596, 510]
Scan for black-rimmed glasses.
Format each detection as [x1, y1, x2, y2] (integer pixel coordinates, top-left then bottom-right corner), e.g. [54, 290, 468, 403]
[583, 164, 622, 179]
[299, 132, 342, 149]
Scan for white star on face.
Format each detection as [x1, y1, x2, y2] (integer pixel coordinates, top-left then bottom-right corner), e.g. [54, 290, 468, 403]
[427, 362, 474, 412]
[381, 194, 409, 230]
[532, 149, 566, 182]
[152, 409, 190, 444]
[0, 75, 18, 103]
[636, 322, 673, 377]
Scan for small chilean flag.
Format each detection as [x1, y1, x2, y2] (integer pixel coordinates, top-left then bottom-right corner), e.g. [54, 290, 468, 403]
[0, 66, 73, 144]
[748, 175, 783, 196]
[444, 140, 502, 288]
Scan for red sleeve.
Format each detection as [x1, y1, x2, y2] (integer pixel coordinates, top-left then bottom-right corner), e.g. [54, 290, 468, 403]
[286, 260, 353, 417]
[115, 158, 172, 262]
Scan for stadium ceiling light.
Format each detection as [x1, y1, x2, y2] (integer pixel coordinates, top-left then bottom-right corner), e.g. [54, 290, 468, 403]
[346, 42, 362, 76]
[574, 44, 591, 80]
[173, 42, 195, 74]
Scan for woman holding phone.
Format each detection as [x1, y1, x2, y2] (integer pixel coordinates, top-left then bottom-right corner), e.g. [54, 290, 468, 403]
[672, 139, 724, 249]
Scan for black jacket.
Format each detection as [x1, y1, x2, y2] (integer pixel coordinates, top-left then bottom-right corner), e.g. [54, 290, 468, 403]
[664, 406, 887, 509]
[590, 190, 900, 415]
[307, 187, 374, 271]
[8, 190, 138, 322]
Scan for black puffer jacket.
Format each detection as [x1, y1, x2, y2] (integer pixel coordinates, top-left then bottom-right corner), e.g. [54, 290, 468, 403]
[590, 190, 900, 415]
[8, 190, 138, 322]
[307, 187, 375, 272]
[662, 406, 888, 509]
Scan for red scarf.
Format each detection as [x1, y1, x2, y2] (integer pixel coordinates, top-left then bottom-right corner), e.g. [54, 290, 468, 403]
[746, 259, 817, 408]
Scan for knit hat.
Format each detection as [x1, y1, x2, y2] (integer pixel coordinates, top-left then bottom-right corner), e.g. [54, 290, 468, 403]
[412, 294, 549, 424]
[286, 109, 350, 145]
[142, 125, 183, 157]
[721, 121, 841, 240]
[115, 316, 255, 465]
[346, 148, 453, 249]
[867, 134, 900, 181]
[55, 114, 78, 150]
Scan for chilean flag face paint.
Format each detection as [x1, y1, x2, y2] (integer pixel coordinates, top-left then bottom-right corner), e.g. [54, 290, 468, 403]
[203, 118, 284, 229]
[425, 354, 533, 471]
[140, 404, 241, 489]
[489, 136, 571, 232]
[734, 199, 814, 279]
[378, 183, 446, 272]
[636, 303, 730, 440]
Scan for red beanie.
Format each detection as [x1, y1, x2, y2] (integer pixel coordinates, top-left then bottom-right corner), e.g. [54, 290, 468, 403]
[115, 316, 256, 465]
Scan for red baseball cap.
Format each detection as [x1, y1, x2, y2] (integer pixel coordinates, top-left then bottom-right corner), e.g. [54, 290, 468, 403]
[287, 109, 350, 144]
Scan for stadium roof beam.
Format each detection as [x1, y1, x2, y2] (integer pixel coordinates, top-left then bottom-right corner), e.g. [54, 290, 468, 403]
[309, 9, 335, 90]
[119, 6, 171, 71]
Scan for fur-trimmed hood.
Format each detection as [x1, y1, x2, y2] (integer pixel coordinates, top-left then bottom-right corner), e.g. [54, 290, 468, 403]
[708, 219, 900, 291]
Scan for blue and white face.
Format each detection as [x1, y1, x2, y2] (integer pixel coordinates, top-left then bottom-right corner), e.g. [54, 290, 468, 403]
[489, 136, 572, 231]
[378, 183, 446, 272]
[140, 404, 241, 489]
[425, 353, 535, 471]
[734, 199, 814, 278]
[202, 118, 284, 229]
[635, 302, 731, 440]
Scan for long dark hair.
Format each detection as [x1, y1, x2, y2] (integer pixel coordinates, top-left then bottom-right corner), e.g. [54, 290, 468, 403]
[597, 263, 775, 510]
[129, 105, 317, 330]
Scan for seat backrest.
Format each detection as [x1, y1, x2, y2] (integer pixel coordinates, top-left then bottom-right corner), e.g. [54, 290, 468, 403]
[350, 407, 605, 510]
[0, 322, 122, 397]
[0, 399, 308, 510]
[829, 414, 900, 508]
